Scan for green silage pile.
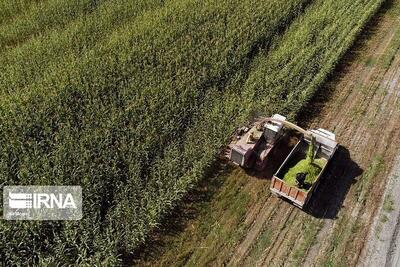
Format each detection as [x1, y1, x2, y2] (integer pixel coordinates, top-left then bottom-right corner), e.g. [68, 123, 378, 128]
[283, 141, 327, 189]
[283, 158, 326, 188]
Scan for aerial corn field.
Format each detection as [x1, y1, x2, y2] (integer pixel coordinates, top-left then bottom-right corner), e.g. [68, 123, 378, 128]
[1, 0, 397, 265]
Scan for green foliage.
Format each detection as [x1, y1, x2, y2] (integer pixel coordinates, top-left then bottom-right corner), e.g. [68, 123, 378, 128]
[0, 0, 383, 265]
[0, 0, 167, 94]
[282, 141, 324, 188]
[306, 140, 315, 163]
[243, 0, 384, 119]
[383, 194, 394, 213]
[0, 0, 33, 25]
[0, 0, 104, 52]
[283, 158, 326, 188]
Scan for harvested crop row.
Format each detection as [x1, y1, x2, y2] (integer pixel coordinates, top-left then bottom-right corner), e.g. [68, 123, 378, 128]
[0, 0, 310, 265]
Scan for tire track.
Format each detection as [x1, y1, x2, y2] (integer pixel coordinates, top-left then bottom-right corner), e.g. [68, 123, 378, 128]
[299, 7, 400, 264]
[227, 197, 279, 266]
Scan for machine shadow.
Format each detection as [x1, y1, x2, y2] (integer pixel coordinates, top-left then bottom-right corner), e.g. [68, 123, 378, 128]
[305, 146, 362, 219]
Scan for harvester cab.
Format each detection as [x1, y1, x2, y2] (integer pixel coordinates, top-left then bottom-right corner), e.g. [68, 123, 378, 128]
[263, 114, 286, 144]
[227, 114, 286, 169]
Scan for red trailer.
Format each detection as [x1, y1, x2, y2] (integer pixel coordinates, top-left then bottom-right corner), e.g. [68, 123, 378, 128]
[270, 129, 338, 209]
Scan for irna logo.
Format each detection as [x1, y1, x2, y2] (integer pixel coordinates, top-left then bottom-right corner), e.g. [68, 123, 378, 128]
[8, 192, 77, 209]
[3, 186, 82, 220]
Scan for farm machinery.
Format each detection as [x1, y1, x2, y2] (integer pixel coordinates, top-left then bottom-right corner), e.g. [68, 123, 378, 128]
[226, 114, 338, 209]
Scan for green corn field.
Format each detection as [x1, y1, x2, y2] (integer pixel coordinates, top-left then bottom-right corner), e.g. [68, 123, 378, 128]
[0, 0, 383, 265]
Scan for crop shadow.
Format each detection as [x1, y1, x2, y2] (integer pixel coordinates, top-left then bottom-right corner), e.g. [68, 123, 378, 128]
[305, 146, 363, 219]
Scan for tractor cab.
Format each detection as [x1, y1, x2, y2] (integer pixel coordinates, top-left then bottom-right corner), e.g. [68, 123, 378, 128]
[228, 114, 286, 169]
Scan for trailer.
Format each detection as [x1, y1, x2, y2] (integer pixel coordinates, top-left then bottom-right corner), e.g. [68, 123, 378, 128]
[270, 129, 338, 208]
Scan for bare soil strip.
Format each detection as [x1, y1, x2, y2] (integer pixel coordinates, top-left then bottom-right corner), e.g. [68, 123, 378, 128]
[361, 156, 400, 267]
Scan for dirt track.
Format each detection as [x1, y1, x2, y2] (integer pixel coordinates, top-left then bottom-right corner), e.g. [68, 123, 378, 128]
[362, 156, 400, 267]
[135, 0, 400, 266]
